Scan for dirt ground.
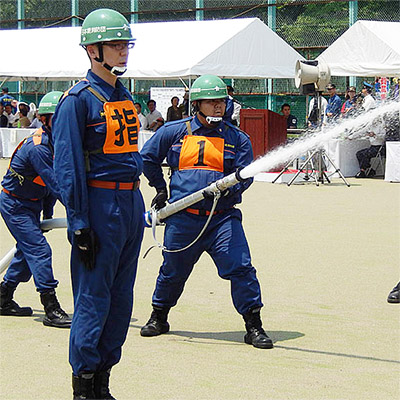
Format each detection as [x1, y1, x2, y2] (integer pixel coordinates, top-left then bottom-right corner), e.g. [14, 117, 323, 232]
[0, 158, 399, 400]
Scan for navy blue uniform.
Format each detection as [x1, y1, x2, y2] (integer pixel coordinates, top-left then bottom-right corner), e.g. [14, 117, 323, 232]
[0, 126, 60, 292]
[141, 116, 263, 315]
[52, 70, 144, 376]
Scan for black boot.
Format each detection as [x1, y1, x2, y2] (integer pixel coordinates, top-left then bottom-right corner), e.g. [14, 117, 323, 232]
[242, 308, 273, 349]
[0, 281, 32, 316]
[387, 282, 400, 304]
[40, 289, 72, 328]
[140, 305, 170, 337]
[94, 369, 116, 400]
[72, 373, 96, 400]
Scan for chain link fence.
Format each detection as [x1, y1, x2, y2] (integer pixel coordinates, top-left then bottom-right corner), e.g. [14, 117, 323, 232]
[1, 0, 399, 126]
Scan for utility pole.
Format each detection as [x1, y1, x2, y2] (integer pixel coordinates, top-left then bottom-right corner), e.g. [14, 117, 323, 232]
[196, 0, 204, 21]
[71, 0, 79, 27]
[349, 1, 358, 88]
[131, 0, 138, 24]
[267, 0, 276, 111]
[17, 0, 24, 29]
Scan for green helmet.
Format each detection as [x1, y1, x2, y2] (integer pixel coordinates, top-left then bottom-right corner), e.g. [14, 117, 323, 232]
[190, 75, 228, 101]
[38, 91, 63, 115]
[80, 8, 133, 46]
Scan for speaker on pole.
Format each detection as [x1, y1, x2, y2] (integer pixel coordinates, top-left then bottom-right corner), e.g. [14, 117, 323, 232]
[295, 60, 331, 93]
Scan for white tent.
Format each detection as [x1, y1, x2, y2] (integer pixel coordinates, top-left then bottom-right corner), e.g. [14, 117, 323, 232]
[0, 18, 304, 81]
[317, 20, 400, 77]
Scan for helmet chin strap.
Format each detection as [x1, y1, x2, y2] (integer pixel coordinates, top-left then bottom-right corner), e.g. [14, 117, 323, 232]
[94, 43, 127, 76]
[199, 111, 222, 125]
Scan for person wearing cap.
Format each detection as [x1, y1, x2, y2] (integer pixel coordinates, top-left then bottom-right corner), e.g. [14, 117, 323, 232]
[179, 89, 190, 118]
[0, 91, 71, 329]
[52, 8, 144, 399]
[325, 83, 342, 122]
[225, 85, 241, 126]
[361, 82, 376, 112]
[12, 101, 31, 128]
[140, 74, 273, 350]
[0, 87, 15, 108]
[341, 86, 357, 117]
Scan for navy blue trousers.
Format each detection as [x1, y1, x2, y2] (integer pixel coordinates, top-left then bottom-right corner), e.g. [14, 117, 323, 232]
[152, 208, 263, 315]
[356, 145, 382, 170]
[0, 191, 58, 292]
[68, 187, 144, 375]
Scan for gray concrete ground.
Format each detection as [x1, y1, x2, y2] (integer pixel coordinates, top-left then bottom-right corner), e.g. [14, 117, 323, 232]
[0, 158, 399, 400]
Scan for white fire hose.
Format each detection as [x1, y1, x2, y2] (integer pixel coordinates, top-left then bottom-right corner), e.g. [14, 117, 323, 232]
[143, 169, 245, 257]
[0, 217, 67, 275]
[1, 169, 246, 271]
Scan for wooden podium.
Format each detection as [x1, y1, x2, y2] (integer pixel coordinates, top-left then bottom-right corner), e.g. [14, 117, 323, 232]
[240, 109, 287, 159]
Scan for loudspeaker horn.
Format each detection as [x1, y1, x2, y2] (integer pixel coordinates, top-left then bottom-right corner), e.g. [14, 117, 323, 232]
[295, 60, 331, 91]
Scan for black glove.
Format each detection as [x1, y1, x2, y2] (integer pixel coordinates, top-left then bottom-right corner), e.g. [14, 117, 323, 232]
[202, 187, 230, 200]
[41, 215, 52, 234]
[151, 188, 168, 210]
[74, 228, 99, 270]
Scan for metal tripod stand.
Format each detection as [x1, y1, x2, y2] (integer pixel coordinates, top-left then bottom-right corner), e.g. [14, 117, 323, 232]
[284, 148, 350, 187]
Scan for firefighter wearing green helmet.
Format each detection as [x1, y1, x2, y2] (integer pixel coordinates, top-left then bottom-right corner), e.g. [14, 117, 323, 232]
[80, 8, 135, 76]
[0, 90, 71, 330]
[140, 74, 274, 350]
[52, 8, 144, 399]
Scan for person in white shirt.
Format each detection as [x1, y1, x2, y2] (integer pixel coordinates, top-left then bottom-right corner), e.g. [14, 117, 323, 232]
[308, 95, 328, 127]
[355, 111, 385, 178]
[226, 85, 241, 126]
[145, 99, 163, 131]
[361, 83, 376, 112]
[134, 102, 148, 130]
[3, 104, 17, 127]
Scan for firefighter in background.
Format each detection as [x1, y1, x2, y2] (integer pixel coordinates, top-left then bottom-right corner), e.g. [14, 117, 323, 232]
[140, 74, 273, 350]
[52, 9, 144, 399]
[0, 91, 71, 329]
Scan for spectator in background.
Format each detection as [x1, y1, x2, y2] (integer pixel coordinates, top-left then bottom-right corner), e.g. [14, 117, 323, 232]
[145, 99, 163, 131]
[0, 104, 8, 127]
[27, 103, 37, 122]
[361, 82, 375, 112]
[280, 103, 297, 129]
[225, 85, 241, 126]
[390, 77, 399, 99]
[308, 95, 328, 127]
[0, 87, 15, 108]
[134, 102, 148, 130]
[4, 104, 17, 127]
[179, 90, 190, 118]
[166, 96, 183, 122]
[341, 86, 357, 117]
[28, 111, 43, 129]
[11, 99, 18, 114]
[13, 102, 31, 127]
[13, 106, 31, 128]
[355, 115, 385, 178]
[325, 83, 342, 122]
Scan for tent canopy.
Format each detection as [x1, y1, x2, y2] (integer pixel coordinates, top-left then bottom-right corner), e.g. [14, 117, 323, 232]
[317, 20, 400, 77]
[0, 18, 304, 82]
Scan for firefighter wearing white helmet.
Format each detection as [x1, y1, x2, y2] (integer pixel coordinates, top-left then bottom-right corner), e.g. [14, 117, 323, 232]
[0, 91, 71, 330]
[140, 74, 274, 350]
[52, 8, 144, 399]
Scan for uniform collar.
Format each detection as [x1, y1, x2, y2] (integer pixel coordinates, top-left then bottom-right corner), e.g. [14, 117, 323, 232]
[192, 115, 225, 135]
[86, 70, 124, 101]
